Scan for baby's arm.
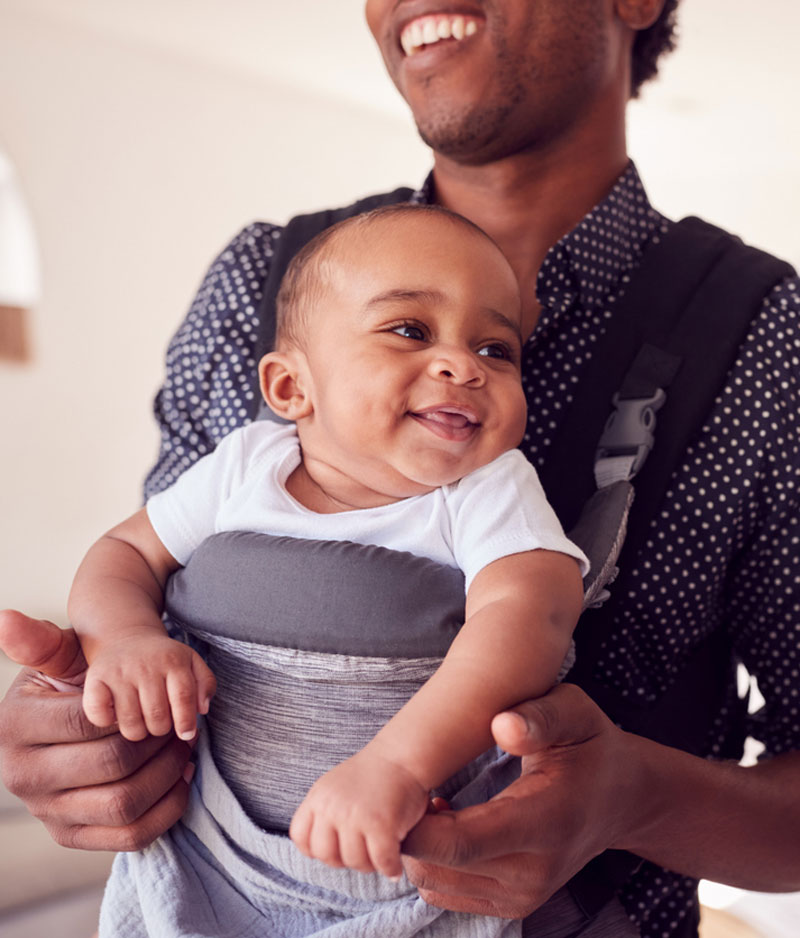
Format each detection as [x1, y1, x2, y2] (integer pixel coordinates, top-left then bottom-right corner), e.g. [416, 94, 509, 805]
[290, 549, 583, 878]
[68, 508, 216, 742]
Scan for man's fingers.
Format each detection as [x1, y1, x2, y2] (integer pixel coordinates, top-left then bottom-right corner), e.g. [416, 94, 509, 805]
[82, 676, 117, 729]
[5, 730, 180, 805]
[27, 735, 192, 830]
[0, 667, 114, 747]
[43, 771, 192, 852]
[403, 849, 546, 919]
[0, 610, 86, 682]
[402, 788, 541, 869]
[491, 683, 606, 756]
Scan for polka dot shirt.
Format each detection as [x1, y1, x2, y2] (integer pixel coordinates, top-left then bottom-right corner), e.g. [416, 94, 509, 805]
[144, 164, 800, 938]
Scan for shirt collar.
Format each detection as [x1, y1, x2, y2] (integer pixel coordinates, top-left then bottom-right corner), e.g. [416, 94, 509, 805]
[416, 161, 668, 325]
[536, 162, 669, 325]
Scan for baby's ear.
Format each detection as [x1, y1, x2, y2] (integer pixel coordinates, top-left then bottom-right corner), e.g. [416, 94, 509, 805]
[258, 350, 313, 421]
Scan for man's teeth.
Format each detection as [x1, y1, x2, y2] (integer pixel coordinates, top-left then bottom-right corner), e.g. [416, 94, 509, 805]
[401, 15, 479, 56]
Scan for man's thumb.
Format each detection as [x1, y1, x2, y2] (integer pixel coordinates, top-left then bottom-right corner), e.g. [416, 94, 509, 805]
[0, 609, 87, 683]
[490, 683, 601, 756]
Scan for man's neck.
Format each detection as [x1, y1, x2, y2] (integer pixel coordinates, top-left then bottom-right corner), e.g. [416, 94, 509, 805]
[430, 136, 628, 338]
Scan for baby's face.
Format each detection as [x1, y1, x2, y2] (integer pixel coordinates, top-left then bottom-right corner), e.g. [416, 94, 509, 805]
[297, 213, 527, 503]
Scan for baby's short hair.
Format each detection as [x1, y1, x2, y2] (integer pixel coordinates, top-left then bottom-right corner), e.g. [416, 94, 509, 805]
[274, 202, 499, 350]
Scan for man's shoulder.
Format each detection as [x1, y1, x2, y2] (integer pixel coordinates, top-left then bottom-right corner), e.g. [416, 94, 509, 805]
[216, 221, 286, 259]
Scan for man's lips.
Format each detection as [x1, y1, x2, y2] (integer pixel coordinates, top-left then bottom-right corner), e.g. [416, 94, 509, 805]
[399, 12, 482, 57]
[410, 405, 481, 441]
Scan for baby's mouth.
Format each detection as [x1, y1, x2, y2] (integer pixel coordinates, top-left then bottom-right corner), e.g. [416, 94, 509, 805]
[410, 405, 481, 440]
[400, 13, 482, 57]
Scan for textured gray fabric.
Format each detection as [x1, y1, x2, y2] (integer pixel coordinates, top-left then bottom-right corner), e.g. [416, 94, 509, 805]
[100, 731, 521, 938]
[111, 532, 636, 936]
[568, 481, 634, 610]
[166, 532, 466, 657]
[195, 629, 447, 830]
[182, 623, 521, 832]
[99, 733, 637, 937]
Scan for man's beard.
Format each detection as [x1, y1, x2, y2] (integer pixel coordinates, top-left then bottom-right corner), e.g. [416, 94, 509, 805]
[413, 84, 526, 165]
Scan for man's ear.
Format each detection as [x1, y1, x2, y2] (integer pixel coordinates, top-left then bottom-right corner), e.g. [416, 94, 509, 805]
[258, 350, 314, 421]
[614, 0, 665, 30]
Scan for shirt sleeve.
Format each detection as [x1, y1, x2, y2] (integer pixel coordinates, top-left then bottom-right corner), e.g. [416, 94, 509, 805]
[143, 222, 283, 500]
[146, 425, 248, 565]
[447, 450, 590, 590]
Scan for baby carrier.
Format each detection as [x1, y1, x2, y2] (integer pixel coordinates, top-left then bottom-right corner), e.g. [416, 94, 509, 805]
[101, 190, 794, 938]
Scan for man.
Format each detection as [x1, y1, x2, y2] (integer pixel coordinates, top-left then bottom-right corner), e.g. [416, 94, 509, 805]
[1, 2, 799, 936]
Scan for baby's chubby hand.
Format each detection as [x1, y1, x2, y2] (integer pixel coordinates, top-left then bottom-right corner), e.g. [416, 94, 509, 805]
[289, 749, 430, 879]
[83, 633, 216, 742]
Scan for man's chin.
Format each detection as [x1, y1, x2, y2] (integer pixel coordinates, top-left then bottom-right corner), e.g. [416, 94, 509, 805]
[414, 106, 516, 165]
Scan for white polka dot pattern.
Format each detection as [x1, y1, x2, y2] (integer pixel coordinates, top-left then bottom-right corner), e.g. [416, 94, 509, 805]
[142, 166, 799, 937]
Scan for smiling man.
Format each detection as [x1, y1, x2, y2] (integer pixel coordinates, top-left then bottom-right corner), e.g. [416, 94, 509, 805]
[1, 2, 799, 938]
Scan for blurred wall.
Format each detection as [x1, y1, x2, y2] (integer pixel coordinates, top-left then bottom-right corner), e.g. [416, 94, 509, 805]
[0, 0, 797, 620]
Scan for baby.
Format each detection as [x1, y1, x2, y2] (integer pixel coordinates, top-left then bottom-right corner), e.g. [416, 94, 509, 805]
[67, 203, 588, 887]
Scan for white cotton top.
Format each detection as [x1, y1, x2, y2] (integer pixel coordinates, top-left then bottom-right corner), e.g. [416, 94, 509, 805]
[146, 420, 588, 591]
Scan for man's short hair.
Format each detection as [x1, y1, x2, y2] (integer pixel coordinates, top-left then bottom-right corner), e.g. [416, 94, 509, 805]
[631, 0, 680, 98]
[274, 203, 499, 349]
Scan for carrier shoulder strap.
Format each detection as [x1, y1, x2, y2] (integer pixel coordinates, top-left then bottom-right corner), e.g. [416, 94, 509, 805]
[561, 219, 793, 927]
[550, 218, 795, 738]
[250, 186, 415, 390]
[539, 215, 795, 532]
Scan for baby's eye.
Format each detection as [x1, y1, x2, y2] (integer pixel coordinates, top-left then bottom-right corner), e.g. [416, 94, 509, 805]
[477, 342, 512, 360]
[390, 323, 427, 341]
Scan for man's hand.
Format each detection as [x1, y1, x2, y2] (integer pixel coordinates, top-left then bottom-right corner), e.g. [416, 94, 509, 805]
[0, 610, 193, 851]
[400, 683, 640, 919]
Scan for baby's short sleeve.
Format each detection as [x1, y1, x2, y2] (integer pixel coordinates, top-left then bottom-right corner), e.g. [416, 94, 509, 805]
[446, 450, 589, 590]
[146, 425, 249, 565]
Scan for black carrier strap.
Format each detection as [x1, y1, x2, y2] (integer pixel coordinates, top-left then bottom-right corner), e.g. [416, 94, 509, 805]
[541, 217, 795, 744]
[250, 198, 795, 932]
[554, 218, 794, 926]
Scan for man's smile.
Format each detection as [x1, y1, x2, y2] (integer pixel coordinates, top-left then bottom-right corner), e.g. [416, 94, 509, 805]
[400, 13, 481, 57]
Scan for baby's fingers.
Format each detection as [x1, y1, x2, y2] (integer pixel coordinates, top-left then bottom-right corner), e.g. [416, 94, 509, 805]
[191, 653, 216, 715]
[108, 681, 149, 740]
[166, 669, 201, 741]
[338, 827, 374, 874]
[289, 802, 313, 856]
[139, 676, 175, 738]
[366, 829, 403, 880]
[309, 818, 343, 869]
[82, 674, 116, 728]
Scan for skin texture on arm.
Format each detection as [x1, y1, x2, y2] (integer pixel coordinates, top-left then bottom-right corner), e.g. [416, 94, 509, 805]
[290, 549, 583, 879]
[68, 508, 215, 742]
[401, 686, 800, 918]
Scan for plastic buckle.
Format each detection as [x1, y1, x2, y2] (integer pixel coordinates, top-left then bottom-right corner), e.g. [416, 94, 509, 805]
[595, 389, 666, 480]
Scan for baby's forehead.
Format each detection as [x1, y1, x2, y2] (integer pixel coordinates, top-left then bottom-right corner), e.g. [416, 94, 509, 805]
[323, 213, 512, 289]
[319, 228, 520, 331]
[333, 210, 489, 255]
